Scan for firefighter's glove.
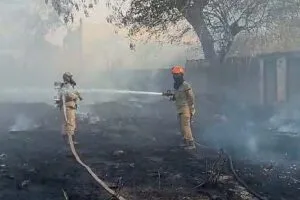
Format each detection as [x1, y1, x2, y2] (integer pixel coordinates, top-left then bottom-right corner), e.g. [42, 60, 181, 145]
[169, 95, 175, 101]
[190, 107, 196, 117]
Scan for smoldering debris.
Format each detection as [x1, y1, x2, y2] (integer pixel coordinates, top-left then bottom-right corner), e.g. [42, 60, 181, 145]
[77, 112, 102, 124]
[267, 98, 300, 135]
[9, 114, 39, 132]
[199, 99, 300, 166]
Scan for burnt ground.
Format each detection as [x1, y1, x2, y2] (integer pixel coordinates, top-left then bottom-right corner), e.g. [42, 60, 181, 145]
[0, 101, 299, 200]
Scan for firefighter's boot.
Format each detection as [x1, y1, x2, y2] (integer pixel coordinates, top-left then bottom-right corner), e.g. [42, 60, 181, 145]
[184, 140, 196, 150]
[62, 135, 68, 144]
[180, 139, 188, 147]
[72, 135, 78, 145]
[71, 135, 78, 145]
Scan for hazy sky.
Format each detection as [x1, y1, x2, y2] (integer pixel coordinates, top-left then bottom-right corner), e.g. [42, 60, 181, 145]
[0, 0, 198, 102]
[43, 1, 200, 61]
[44, 1, 111, 46]
[0, 0, 199, 90]
[42, 1, 198, 74]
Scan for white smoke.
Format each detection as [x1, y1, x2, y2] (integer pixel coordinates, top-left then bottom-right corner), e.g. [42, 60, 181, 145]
[268, 107, 300, 134]
[247, 137, 258, 153]
[9, 114, 39, 132]
[77, 105, 102, 124]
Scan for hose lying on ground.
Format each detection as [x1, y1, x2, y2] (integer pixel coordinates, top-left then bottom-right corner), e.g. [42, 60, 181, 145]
[194, 141, 267, 200]
[226, 154, 267, 200]
[66, 132, 264, 200]
[67, 135, 127, 200]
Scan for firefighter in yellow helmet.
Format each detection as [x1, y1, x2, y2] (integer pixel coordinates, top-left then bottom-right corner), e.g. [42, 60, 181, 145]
[56, 72, 83, 144]
[167, 66, 196, 150]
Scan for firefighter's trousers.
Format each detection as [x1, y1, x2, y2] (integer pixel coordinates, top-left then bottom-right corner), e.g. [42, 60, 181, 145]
[62, 106, 77, 136]
[178, 108, 194, 142]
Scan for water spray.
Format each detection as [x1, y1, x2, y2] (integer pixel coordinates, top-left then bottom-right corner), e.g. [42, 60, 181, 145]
[2, 87, 169, 96]
[1, 87, 174, 104]
[78, 89, 163, 96]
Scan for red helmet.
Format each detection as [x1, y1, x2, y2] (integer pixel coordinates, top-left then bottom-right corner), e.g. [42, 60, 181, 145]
[171, 65, 185, 74]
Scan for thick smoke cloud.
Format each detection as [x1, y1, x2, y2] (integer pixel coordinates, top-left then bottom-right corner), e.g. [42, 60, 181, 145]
[0, 0, 189, 104]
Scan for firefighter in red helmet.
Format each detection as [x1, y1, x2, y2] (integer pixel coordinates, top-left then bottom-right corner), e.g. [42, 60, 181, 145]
[165, 66, 196, 150]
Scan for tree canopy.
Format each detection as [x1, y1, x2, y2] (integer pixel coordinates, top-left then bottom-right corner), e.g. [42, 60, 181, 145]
[46, 0, 300, 66]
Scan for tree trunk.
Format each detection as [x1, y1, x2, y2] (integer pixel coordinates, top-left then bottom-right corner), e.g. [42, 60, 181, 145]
[185, 10, 219, 67]
[185, 6, 223, 95]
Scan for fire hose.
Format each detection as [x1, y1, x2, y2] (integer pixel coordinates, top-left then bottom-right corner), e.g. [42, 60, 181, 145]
[58, 88, 127, 200]
[227, 154, 267, 200]
[194, 141, 268, 200]
[66, 122, 265, 200]
[64, 118, 267, 200]
[66, 125, 265, 200]
[67, 135, 127, 200]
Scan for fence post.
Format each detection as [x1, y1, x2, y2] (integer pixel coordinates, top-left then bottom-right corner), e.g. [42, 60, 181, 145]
[276, 56, 287, 103]
[259, 58, 265, 105]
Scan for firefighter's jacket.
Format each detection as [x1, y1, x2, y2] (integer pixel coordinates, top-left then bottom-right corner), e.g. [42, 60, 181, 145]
[58, 83, 82, 109]
[173, 81, 195, 115]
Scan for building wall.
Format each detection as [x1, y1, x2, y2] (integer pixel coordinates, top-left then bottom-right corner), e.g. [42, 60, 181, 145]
[286, 54, 300, 100]
[218, 51, 300, 105]
[231, 58, 261, 105]
[257, 51, 300, 105]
